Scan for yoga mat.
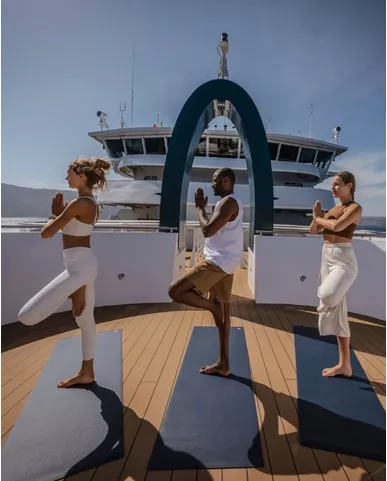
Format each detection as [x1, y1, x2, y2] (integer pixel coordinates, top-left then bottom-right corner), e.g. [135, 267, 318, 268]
[149, 326, 263, 470]
[294, 326, 386, 462]
[2, 330, 124, 481]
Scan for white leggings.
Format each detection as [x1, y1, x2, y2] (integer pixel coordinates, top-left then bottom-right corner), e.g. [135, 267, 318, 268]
[317, 243, 358, 338]
[18, 247, 98, 360]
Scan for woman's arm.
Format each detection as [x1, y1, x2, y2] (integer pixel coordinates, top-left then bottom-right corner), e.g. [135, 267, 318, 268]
[309, 218, 324, 234]
[315, 203, 362, 232]
[41, 199, 80, 238]
[309, 201, 325, 234]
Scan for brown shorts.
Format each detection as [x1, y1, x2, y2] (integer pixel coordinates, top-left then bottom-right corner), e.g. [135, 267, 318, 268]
[184, 259, 233, 303]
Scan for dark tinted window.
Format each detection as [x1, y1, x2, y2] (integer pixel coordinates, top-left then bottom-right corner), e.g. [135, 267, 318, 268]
[106, 139, 125, 158]
[144, 137, 166, 154]
[125, 138, 143, 155]
[278, 144, 299, 162]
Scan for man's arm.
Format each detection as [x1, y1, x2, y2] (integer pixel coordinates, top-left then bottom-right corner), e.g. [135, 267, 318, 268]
[197, 197, 238, 238]
[197, 207, 210, 234]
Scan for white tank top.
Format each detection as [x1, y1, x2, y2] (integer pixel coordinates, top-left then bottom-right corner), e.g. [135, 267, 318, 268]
[62, 196, 98, 236]
[203, 194, 244, 275]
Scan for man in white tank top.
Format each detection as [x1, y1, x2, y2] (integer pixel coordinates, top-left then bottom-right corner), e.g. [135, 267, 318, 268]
[169, 168, 243, 376]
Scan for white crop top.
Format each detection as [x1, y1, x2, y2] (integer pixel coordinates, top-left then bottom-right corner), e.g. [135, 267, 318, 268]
[62, 196, 98, 236]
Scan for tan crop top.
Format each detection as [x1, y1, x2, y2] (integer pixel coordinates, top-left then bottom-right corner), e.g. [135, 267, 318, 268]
[322, 201, 358, 239]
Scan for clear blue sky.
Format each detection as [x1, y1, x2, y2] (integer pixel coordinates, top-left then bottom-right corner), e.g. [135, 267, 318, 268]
[2, 0, 386, 215]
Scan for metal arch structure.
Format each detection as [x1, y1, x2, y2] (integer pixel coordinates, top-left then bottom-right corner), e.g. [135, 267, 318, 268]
[159, 79, 274, 251]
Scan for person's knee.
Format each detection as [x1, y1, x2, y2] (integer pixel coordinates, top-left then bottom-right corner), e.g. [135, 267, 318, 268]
[168, 282, 181, 301]
[18, 305, 38, 326]
[318, 286, 339, 308]
[168, 277, 193, 301]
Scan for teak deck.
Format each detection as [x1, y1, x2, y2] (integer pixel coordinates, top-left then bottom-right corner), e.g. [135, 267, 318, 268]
[2, 264, 385, 481]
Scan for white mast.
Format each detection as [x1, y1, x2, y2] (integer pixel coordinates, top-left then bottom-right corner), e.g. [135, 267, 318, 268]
[309, 103, 313, 138]
[131, 43, 135, 126]
[217, 33, 229, 80]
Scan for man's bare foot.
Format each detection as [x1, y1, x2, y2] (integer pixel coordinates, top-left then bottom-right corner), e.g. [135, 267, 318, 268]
[57, 371, 94, 388]
[322, 363, 352, 378]
[212, 302, 224, 328]
[199, 360, 230, 376]
[69, 286, 86, 317]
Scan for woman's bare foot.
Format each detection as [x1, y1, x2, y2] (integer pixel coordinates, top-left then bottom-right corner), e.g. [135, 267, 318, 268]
[58, 359, 95, 388]
[69, 286, 86, 317]
[212, 302, 224, 328]
[322, 363, 352, 378]
[199, 360, 230, 376]
[57, 371, 94, 388]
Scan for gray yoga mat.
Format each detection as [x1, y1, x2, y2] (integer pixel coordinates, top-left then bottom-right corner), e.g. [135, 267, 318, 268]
[149, 326, 263, 470]
[2, 330, 124, 481]
[294, 326, 386, 462]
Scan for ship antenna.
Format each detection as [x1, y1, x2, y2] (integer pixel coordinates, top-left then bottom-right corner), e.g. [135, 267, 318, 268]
[309, 103, 313, 138]
[131, 42, 135, 126]
[217, 33, 229, 80]
[120, 102, 127, 128]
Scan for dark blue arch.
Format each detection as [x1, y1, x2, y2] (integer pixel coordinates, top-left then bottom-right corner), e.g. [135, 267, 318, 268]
[159, 79, 273, 250]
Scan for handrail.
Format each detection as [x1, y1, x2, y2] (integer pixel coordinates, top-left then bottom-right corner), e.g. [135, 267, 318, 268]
[1, 220, 385, 238]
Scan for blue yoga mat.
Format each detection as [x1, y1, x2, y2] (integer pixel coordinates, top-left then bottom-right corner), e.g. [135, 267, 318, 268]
[148, 326, 263, 470]
[294, 326, 385, 462]
[2, 330, 124, 481]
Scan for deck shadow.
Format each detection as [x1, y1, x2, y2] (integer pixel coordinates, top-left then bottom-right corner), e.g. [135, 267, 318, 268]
[64, 384, 218, 481]
[1, 302, 176, 353]
[231, 294, 386, 359]
[227, 375, 386, 476]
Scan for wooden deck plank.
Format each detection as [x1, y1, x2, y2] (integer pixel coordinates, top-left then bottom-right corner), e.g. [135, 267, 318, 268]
[1, 310, 149, 419]
[233, 272, 301, 481]
[117, 309, 195, 481]
[1, 266, 385, 481]
[67, 308, 190, 481]
[223, 469, 247, 481]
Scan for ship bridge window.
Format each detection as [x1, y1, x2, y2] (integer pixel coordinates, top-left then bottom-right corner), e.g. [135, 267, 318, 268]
[125, 138, 143, 155]
[144, 137, 166, 154]
[209, 137, 238, 158]
[106, 139, 125, 159]
[299, 148, 316, 164]
[144, 176, 158, 180]
[269, 143, 279, 160]
[278, 144, 299, 162]
[166, 136, 206, 156]
[196, 137, 206, 156]
[240, 142, 278, 160]
[285, 182, 303, 187]
[316, 150, 333, 168]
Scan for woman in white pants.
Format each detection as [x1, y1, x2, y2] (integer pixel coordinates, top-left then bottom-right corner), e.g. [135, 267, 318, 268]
[309, 171, 362, 378]
[18, 157, 111, 388]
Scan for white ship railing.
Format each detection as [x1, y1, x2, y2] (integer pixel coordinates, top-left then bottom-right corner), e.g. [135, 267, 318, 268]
[190, 227, 206, 266]
[1, 220, 384, 240]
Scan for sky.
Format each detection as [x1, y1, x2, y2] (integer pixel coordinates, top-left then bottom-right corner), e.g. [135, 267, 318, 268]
[2, 0, 386, 215]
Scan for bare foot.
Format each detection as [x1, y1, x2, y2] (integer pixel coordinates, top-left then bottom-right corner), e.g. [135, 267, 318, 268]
[322, 363, 352, 378]
[69, 286, 86, 317]
[199, 360, 230, 376]
[212, 302, 224, 328]
[57, 371, 95, 388]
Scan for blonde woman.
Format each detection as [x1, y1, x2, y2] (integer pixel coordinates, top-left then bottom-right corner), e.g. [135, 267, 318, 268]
[310, 171, 362, 378]
[18, 157, 111, 388]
